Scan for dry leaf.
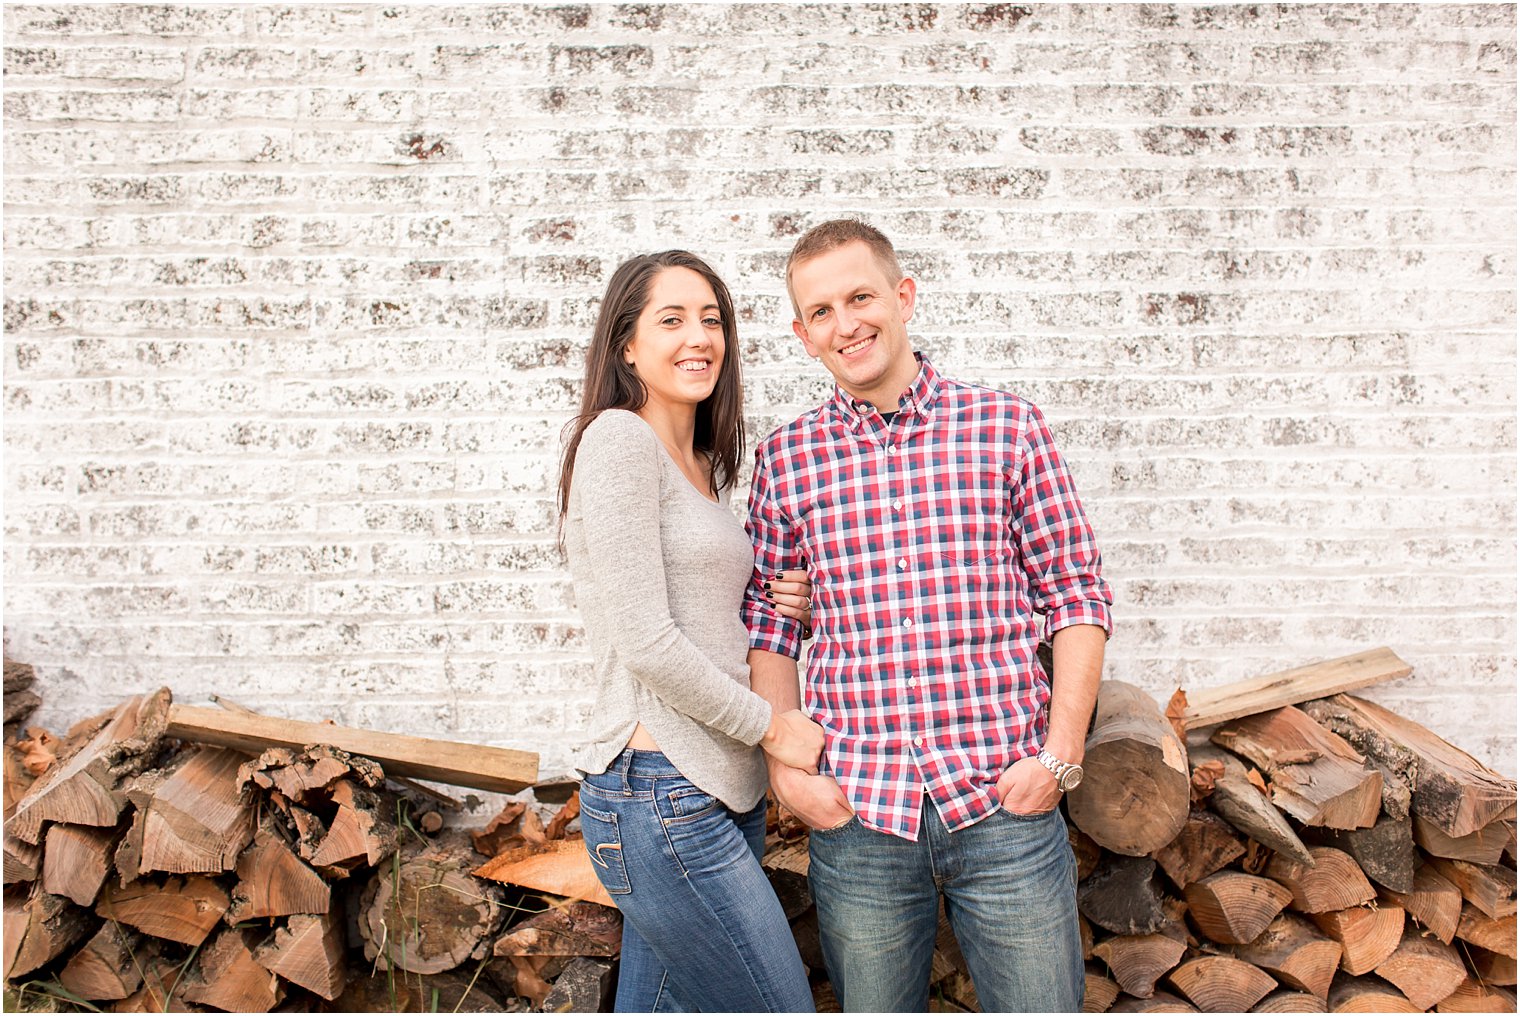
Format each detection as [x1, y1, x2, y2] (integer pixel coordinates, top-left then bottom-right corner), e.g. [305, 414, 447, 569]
[16, 727, 59, 776]
[1190, 759, 1225, 804]
[520, 805, 547, 848]
[472, 800, 527, 856]
[1246, 767, 1270, 796]
[1241, 839, 1272, 875]
[1164, 688, 1189, 745]
[543, 791, 580, 841]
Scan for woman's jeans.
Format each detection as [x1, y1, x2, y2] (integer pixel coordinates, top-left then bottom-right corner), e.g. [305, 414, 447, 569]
[579, 749, 814, 1013]
[808, 796, 1083, 1013]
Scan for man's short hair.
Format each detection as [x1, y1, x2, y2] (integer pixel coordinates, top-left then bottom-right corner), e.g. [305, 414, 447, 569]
[785, 219, 905, 316]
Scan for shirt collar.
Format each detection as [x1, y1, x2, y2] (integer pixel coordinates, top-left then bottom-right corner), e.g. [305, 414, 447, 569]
[829, 352, 943, 425]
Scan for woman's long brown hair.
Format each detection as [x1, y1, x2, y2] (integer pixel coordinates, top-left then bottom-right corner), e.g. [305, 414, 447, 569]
[557, 251, 745, 523]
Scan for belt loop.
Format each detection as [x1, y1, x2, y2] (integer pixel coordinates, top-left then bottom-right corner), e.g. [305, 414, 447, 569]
[619, 748, 633, 794]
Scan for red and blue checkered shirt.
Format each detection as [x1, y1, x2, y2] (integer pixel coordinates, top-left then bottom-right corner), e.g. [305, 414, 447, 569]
[743, 356, 1113, 841]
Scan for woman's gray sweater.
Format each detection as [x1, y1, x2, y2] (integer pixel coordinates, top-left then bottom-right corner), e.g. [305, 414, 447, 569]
[565, 409, 771, 810]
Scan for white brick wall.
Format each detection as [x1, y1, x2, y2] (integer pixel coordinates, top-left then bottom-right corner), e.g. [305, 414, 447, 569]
[4, 4, 1515, 778]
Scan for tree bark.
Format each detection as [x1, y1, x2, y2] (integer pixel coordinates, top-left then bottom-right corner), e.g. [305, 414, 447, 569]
[1078, 854, 1172, 935]
[1303, 694, 1517, 838]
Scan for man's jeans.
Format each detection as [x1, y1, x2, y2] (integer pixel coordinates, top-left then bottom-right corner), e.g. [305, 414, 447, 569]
[808, 796, 1083, 1012]
[579, 749, 814, 1013]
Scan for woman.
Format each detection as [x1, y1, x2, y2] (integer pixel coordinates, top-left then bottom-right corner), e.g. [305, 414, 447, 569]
[558, 250, 820, 1012]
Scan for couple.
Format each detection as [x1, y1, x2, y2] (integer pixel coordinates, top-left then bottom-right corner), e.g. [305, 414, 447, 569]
[559, 219, 1113, 1013]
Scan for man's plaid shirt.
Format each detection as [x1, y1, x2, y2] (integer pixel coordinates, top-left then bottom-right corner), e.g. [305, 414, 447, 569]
[743, 356, 1113, 841]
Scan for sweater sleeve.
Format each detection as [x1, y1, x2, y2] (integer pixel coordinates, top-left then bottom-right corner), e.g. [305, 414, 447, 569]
[572, 412, 773, 746]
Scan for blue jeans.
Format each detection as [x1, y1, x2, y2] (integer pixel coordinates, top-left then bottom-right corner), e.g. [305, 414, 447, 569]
[807, 796, 1082, 1012]
[579, 749, 814, 1013]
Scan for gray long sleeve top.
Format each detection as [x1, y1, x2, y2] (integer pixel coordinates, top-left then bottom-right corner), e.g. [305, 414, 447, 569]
[565, 409, 771, 810]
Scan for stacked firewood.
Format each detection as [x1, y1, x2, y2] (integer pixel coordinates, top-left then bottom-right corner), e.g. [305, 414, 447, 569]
[1, 682, 627, 1013]
[5, 649, 1515, 1013]
[1024, 649, 1515, 1013]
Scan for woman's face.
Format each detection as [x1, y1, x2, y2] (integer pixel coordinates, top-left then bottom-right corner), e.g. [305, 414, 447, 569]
[623, 267, 726, 415]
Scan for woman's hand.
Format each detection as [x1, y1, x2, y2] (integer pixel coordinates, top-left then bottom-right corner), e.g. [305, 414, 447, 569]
[759, 708, 825, 773]
[765, 569, 814, 635]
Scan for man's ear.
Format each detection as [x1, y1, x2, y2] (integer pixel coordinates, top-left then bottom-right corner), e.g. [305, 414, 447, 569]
[792, 318, 819, 358]
[897, 276, 917, 324]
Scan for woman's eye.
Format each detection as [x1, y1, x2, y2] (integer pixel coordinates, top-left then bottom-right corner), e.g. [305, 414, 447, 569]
[661, 316, 681, 326]
[703, 316, 722, 328]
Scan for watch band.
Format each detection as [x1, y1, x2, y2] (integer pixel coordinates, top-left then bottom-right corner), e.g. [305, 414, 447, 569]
[1036, 748, 1083, 792]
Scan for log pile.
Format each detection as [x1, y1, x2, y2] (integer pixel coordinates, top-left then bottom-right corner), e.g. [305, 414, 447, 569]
[1033, 650, 1515, 1014]
[1, 681, 588, 1014]
[6, 649, 1515, 1013]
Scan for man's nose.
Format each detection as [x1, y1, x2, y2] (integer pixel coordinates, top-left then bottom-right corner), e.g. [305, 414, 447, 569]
[834, 306, 859, 337]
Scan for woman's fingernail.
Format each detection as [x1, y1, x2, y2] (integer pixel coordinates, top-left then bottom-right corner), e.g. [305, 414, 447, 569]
[763, 582, 772, 590]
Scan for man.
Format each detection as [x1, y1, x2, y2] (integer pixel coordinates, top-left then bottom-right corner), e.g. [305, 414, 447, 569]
[742, 219, 1112, 1012]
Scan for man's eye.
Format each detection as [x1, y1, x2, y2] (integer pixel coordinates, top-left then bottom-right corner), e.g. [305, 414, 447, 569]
[854, 293, 870, 302]
[812, 308, 828, 319]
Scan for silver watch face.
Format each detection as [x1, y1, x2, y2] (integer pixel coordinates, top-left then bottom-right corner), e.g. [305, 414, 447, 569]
[1058, 764, 1084, 792]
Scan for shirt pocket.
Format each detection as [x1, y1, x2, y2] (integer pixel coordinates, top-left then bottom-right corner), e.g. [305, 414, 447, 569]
[578, 800, 632, 895]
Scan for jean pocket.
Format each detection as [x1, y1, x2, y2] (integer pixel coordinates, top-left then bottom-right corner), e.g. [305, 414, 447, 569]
[999, 804, 1057, 822]
[809, 815, 857, 838]
[579, 801, 632, 894]
[666, 785, 720, 822]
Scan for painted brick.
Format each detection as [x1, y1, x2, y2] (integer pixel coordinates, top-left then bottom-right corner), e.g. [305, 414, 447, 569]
[5, 2, 1514, 774]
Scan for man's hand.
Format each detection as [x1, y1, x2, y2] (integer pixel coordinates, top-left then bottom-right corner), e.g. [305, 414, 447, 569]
[770, 763, 855, 831]
[996, 756, 1061, 816]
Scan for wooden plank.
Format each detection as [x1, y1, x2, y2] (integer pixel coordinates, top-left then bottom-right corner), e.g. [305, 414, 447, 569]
[1184, 648, 1412, 729]
[166, 703, 538, 794]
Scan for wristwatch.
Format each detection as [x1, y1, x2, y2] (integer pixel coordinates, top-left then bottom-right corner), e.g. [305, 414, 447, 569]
[1036, 748, 1084, 793]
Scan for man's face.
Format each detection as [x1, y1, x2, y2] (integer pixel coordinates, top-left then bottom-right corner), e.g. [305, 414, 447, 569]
[790, 241, 918, 411]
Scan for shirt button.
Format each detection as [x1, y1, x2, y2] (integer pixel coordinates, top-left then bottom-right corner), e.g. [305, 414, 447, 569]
[907, 676, 917, 688]
[897, 558, 907, 570]
[913, 736, 924, 747]
[902, 617, 913, 629]
[887, 444, 897, 454]
[891, 498, 903, 512]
